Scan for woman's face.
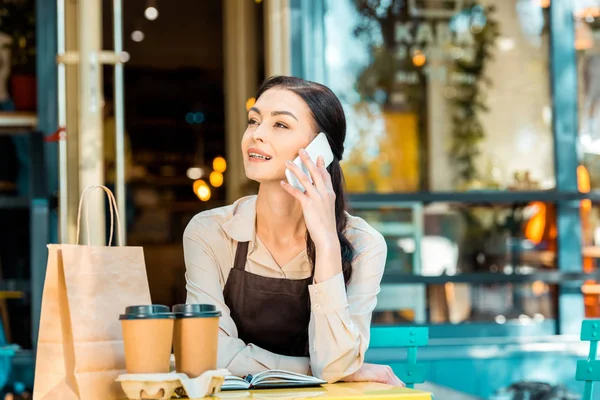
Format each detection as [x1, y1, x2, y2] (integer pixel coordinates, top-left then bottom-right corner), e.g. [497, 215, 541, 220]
[242, 87, 317, 183]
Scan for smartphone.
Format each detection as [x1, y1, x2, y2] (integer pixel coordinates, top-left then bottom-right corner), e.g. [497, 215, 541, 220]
[285, 132, 335, 192]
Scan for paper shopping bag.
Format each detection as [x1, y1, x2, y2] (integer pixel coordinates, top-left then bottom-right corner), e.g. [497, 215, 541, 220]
[33, 185, 152, 400]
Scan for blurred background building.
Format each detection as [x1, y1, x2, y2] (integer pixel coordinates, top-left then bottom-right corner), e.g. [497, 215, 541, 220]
[1, 0, 600, 397]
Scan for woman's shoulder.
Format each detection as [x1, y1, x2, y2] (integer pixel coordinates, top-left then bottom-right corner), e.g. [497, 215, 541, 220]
[344, 211, 387, 252]
[185, 195, 256, 234]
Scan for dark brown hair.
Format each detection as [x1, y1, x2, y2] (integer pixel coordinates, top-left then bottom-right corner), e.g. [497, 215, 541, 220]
[254, 76, 355, 285]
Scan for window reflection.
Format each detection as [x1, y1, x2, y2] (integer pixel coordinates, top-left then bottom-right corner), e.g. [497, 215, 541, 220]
[372, 283, 556, 325]
[328, 0, 554, 192]
[582, 204, 600, 318]
[576, 0, 600, 313]
[352, 201, 560, 324]
[351, 202, 558, 275]
[355, 199, 600, 324]
[577, 3, 600, 189]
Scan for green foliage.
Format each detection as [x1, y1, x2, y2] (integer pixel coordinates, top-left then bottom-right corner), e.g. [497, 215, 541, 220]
[448, 3, 500, 186]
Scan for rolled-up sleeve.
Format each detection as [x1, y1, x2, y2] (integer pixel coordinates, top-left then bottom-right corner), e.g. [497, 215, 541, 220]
[307, 231, 386, 382]
[183, 217, 310, 377]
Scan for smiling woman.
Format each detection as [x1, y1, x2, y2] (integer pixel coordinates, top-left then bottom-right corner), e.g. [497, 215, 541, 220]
[242, 87, 316, 183]
[182, 76, 404, 386]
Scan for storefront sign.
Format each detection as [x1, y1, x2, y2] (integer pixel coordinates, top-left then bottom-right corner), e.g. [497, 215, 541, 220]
[395, 0, 478, 85]
[408, 0, 464, 18]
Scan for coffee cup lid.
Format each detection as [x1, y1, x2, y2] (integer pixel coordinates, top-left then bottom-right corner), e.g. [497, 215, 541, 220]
[172, 304, 222, 318]
[119, 305, 175, 320]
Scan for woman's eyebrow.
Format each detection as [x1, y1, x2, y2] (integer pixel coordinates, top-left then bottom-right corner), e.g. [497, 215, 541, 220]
[249, 107, 298, 121]
[271, 110, 298, 121]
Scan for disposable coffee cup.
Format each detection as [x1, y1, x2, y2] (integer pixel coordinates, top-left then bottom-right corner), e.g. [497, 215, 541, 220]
[119, 305, 175, 374]
[172, 304, 221, 378]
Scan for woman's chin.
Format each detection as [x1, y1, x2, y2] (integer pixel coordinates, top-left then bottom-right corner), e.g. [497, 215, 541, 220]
[245, 172, 285, 186]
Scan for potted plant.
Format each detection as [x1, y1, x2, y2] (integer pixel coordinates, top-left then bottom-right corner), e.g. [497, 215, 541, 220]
[0, 0, 36, 111]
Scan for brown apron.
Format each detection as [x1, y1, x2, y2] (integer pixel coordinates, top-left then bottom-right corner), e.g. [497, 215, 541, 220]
[223, 241, 311, 357]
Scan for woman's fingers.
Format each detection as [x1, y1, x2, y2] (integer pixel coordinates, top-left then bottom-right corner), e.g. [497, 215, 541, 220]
[285, 159, 319, 197]
[298, 149, 327, 193]
[391, 375, 406, 387]
[280, 179, 308, 205]
[379, 365, 405, 387]
[317, 156, 333, 187]
[339, 363, 405, 387]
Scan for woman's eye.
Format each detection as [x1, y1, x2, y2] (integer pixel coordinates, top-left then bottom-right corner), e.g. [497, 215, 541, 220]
[248, 118, 259, 125]
[275, 122, 288, 129]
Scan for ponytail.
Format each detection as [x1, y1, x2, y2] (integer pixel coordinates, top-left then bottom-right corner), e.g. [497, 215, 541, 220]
[306, 159, 354, 286]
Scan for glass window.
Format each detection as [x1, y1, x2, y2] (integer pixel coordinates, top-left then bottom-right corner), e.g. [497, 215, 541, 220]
[582, 203, 600, 318]
[351, 202, 558, 274]
[372, 282, 557, 325]
[351, 201, 560, 324]
[576, 3, 600, 190]
[326, 0, 555, 192]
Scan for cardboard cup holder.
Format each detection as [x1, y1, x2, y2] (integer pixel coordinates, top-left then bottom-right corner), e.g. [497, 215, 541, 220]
[117, 369, 229, 400]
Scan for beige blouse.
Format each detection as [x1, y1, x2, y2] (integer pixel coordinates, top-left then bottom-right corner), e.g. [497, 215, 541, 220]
[183, 195, 387, 383]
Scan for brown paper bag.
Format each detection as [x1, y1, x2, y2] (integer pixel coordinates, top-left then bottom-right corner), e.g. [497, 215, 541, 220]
[33, 185, 152, 400]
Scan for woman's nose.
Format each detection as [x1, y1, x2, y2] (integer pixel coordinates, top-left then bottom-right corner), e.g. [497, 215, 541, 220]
[251, 124, 268, 141]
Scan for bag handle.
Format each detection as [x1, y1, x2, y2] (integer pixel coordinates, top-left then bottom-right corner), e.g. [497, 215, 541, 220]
[75, 185, 123, 246]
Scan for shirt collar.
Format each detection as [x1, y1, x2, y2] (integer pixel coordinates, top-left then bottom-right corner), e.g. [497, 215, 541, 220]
[222, 195, 257, 245]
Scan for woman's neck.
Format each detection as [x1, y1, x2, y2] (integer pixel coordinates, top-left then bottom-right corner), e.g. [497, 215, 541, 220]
[255, 182, 306, 246]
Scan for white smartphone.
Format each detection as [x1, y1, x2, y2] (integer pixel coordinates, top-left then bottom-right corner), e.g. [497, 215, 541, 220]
[285, 132, 335, 192]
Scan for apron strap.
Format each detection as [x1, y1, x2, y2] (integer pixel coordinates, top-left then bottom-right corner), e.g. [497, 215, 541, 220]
[233, 241, 250, 270]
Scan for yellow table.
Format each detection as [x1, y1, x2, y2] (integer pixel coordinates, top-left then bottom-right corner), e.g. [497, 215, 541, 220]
[205, 382, 432, 399]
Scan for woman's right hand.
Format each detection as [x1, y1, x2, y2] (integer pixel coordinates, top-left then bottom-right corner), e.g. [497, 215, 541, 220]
[341, 363, 405, 387]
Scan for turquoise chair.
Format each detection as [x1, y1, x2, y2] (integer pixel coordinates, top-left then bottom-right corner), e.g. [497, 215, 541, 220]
[369, 326, 429, 388]
[576, 319, 600, 400]
[395, 327, 429, 388]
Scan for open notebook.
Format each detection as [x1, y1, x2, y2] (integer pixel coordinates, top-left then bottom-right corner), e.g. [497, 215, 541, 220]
[221, 370, 326, 391]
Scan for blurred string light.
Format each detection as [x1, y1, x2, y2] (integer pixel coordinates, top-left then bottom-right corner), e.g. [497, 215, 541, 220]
[210, 171, 224, 187]
[213, 156, 227, 173]
[186, 167, 203, 180]
[131, 30, 144, 42]
[533, 313, 545, 322]
[539, 0, 550, 8]
[193, 179, 211, 201]
[519, 314, 532, 324]
[246, 97, 256, 111]
[186, 112, 205, 124]
[412, 50, 426, 67]
[145, 7, 159, 21]
[531, 280, 548, 296]
[145, 0, 159, 21]
[497, 37, 515, 52]
[120, 51, 131, 62]
[197, 185, 211, 201]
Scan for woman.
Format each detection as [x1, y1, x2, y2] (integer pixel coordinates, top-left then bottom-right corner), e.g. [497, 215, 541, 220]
[183, 76, 403, 386]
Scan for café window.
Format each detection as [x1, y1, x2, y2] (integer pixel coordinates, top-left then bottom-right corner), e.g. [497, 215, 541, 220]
[326, 0, 555, 192]
[351, 201, 559, 325]
[313, 0, 591, 328]
[577, 1, 600, 190]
